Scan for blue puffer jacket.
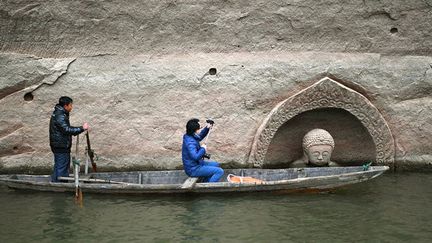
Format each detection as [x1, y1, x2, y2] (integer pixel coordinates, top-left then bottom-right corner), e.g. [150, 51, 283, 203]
[182, 127, 209, 175]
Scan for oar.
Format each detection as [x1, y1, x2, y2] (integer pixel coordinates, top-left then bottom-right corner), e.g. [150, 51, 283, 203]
[73, 134, 83, 206]
[85, 131, 97, 172]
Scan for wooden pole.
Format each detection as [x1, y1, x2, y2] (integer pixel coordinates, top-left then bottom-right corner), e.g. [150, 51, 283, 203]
[85, 131, 97, 172]
[73, 135, 83, 206]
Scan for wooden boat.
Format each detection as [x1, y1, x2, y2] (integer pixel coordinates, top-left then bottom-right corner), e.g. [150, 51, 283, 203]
[0, 166, 389, 194]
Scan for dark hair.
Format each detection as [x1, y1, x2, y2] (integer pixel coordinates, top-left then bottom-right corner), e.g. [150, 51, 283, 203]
[58, 96, 73, 107]
[186, 118, 200, 135]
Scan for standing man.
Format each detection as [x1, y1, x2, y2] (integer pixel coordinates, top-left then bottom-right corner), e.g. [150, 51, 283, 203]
[49, 96, 89, 182]
[182, 118, 224, 182]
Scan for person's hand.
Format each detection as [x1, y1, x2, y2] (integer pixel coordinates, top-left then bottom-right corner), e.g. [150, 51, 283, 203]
[206, 119, 214, 128]
[201, 144, 207, 150]
[83, 122, 90, 131]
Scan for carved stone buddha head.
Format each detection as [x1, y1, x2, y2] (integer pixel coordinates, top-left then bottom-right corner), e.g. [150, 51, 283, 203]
[302, 129, 335, 166]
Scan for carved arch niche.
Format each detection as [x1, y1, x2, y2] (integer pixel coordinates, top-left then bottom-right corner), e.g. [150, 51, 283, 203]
[249, 77, 394, 168]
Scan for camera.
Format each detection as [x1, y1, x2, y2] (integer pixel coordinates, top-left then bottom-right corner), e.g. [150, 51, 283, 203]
[206, 119, 214, 125]
[203, 153, 211, 159]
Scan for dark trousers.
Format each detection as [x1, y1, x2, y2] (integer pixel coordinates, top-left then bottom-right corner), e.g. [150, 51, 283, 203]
[51, 152, 71, 182]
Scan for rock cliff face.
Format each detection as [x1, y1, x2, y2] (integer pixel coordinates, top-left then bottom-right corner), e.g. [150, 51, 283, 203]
[0, 1, 431, 172]
[1, 0, 432, 57]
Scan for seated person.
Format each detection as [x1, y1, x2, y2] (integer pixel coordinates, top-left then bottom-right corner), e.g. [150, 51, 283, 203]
[289, 128, 339, 168]
[181, 118, 224, 182]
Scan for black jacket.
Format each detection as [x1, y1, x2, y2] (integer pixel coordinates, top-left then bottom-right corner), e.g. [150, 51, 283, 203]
[49, 104, 84, 153]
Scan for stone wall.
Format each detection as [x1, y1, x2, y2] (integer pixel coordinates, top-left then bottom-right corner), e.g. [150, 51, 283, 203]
[0, 1, 431, 172]
[1, 0, 431, 57]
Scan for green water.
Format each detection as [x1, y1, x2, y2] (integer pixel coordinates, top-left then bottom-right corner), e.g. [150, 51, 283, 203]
[1, 172, 432, 242]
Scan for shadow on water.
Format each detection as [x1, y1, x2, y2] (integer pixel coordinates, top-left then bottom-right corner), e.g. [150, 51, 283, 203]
[1, 173, 432, 242]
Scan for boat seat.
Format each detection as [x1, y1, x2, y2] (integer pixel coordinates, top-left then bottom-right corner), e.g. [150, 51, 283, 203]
[181, 177, 199, 189]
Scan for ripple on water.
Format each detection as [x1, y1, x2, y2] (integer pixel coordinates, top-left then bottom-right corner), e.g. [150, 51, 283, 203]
[1, 173, 432, 242]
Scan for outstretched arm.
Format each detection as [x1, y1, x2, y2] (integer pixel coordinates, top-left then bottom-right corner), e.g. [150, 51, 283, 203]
[55, 113, 84, 136]
[196, 127, 209, 141]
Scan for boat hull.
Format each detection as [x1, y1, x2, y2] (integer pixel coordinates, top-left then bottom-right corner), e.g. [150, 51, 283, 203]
[0, 166, 389, 194]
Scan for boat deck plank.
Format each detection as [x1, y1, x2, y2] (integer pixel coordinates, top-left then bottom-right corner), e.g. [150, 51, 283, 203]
[180, 177, 199, 189]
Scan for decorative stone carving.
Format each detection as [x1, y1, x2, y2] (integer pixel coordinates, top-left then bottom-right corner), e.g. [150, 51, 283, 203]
[248, 77, 395, 168]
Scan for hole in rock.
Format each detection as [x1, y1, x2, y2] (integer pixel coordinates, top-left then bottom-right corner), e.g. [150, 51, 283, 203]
[209, 68, 217, 75]
[390, 27, 398, 34]
[24, 92, 34, 101]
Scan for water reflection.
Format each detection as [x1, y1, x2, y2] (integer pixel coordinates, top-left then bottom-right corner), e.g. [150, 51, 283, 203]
[1, 173, 432, 242]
